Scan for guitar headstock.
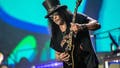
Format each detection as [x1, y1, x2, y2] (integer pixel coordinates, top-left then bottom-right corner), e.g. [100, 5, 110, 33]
[76, 0, 82, 7]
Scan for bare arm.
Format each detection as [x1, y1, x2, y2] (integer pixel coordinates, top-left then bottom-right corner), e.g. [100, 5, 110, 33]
[70, 17, 101, 33]
[85, 17, 101, 30]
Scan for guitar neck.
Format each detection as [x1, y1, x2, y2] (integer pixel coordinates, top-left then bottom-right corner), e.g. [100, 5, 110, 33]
[72, 0, 82, 23]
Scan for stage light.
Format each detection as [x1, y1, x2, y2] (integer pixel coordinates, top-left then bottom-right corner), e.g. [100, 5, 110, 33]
[35, 61, 63, 68]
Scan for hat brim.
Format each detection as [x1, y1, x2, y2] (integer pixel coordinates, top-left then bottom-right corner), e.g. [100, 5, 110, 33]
[45, 5, 67, 18]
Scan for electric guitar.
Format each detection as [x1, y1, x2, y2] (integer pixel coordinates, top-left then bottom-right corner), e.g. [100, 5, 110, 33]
[62, 0, 82, 68]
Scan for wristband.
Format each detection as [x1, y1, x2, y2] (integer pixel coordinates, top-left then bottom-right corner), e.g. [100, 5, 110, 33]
[80, 24, 88, 30]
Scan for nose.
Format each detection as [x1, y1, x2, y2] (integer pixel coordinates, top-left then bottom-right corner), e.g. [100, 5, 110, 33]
[53, 15, 57, 20]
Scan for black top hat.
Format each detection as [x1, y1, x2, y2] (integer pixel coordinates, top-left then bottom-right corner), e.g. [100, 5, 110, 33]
[42, 0, 67, 18]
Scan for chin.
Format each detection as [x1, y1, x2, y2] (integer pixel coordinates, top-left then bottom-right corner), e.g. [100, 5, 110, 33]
[55, 20, 64, 25]
[56, 21, 61, 25]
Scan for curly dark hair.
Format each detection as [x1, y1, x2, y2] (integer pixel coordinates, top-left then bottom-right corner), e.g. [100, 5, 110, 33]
[48, 9, 72, 38]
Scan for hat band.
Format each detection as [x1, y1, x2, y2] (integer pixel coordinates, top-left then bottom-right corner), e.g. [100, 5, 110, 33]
[48, 5, 61, 13]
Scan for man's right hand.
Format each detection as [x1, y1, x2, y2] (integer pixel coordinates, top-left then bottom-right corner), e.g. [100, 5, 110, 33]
[56, 52, 70, 62]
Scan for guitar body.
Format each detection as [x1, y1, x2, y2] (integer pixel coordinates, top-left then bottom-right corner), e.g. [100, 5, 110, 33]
[64, 45, 75, 68]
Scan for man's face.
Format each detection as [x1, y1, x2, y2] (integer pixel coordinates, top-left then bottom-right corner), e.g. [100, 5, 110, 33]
[49, 12, 64, 25]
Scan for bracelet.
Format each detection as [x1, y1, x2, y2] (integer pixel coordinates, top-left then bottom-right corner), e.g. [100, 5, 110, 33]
[80, 24, 88, 30]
